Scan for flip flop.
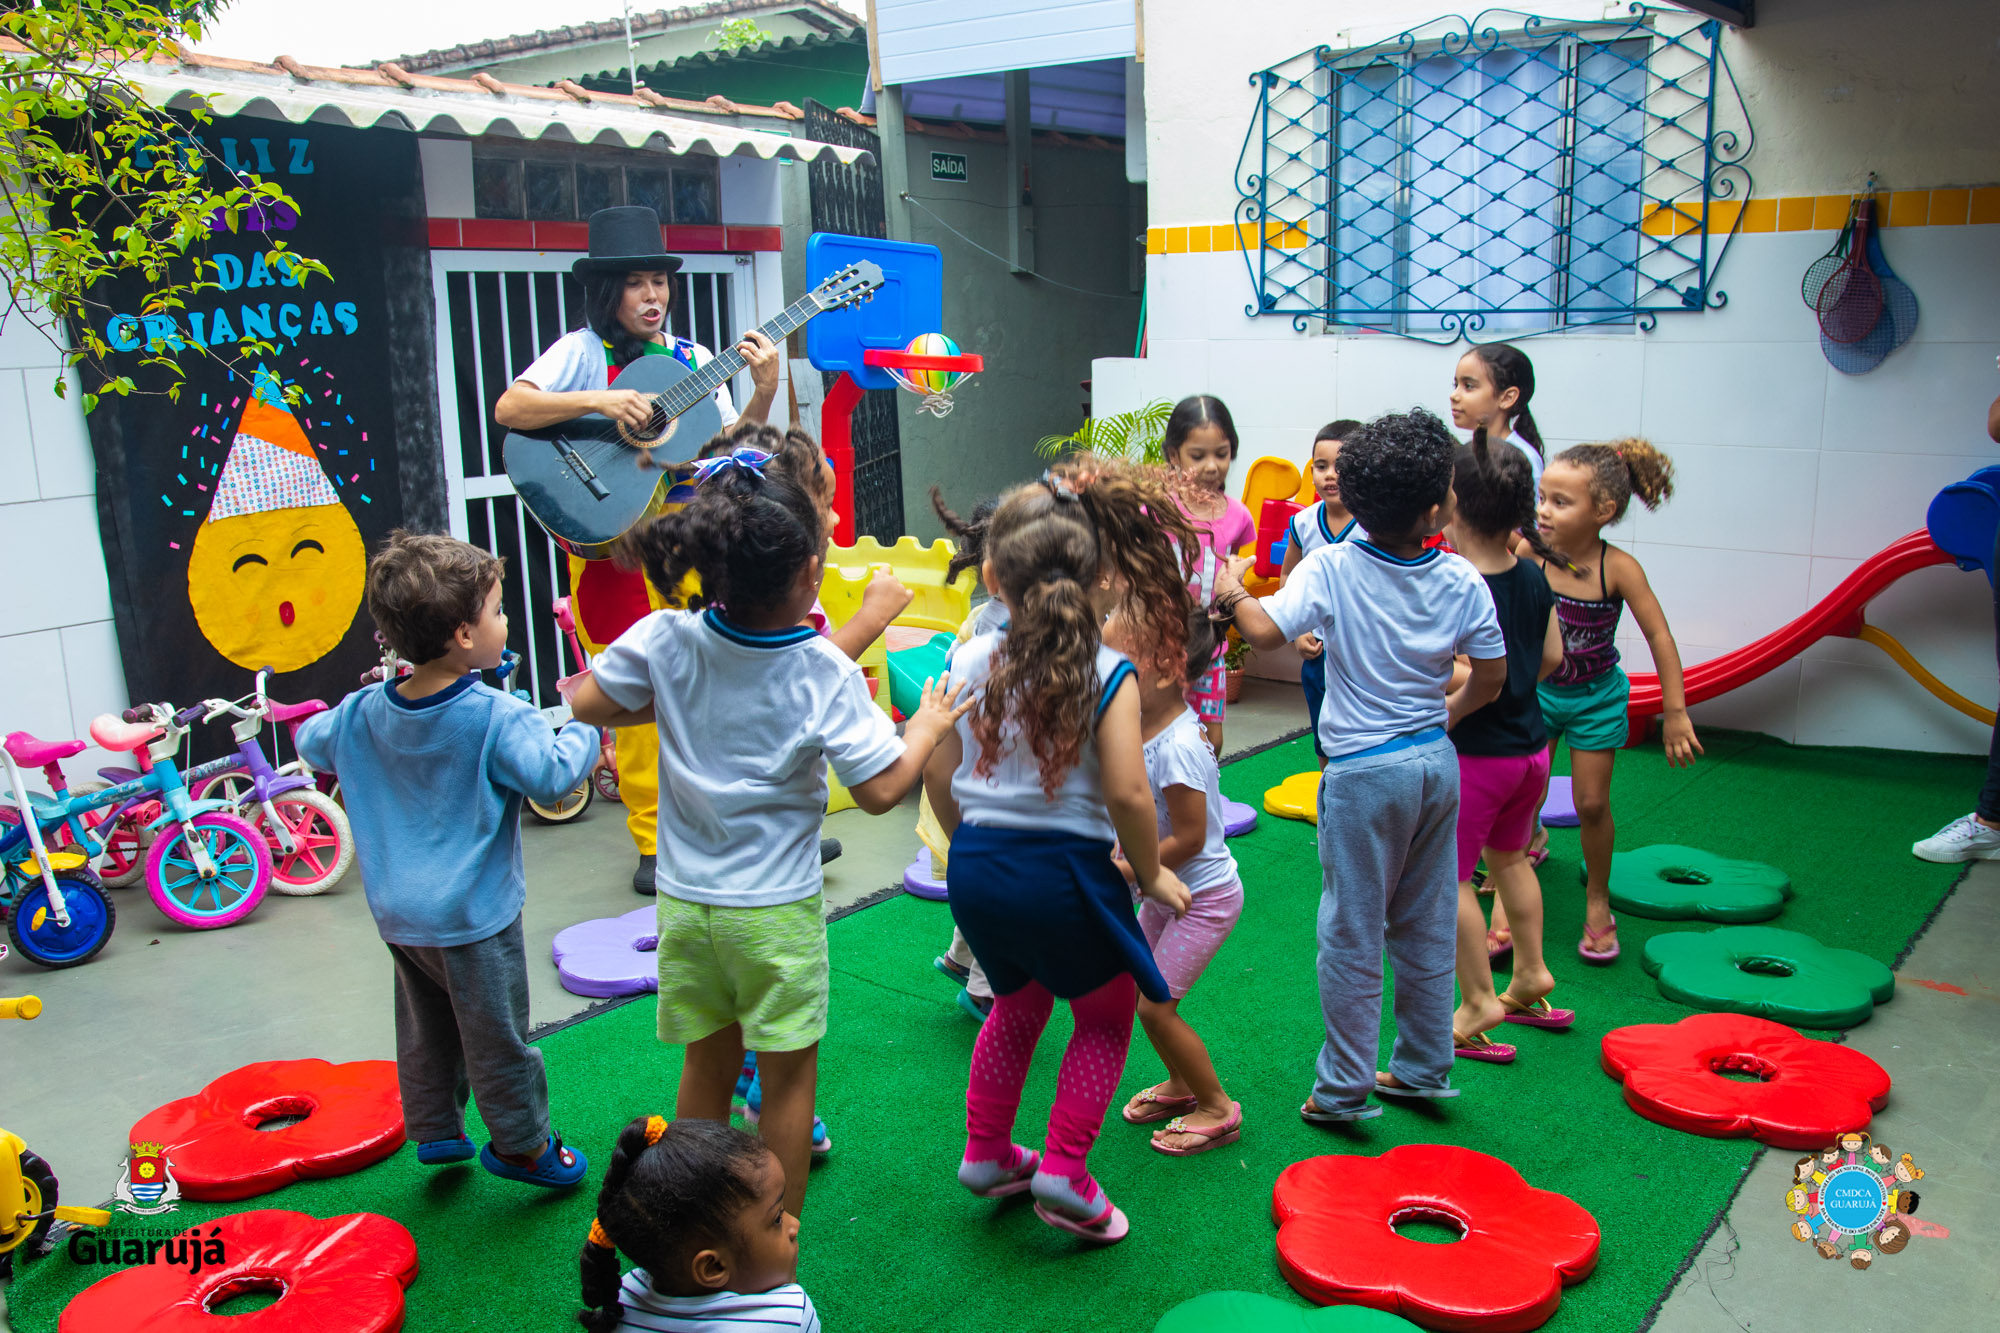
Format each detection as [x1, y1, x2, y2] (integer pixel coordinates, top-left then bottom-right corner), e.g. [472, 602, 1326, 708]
[1032, 1192, 1130, 1244]
[1150, 1102, 1243, 1157]
[1453, 1030, 1518, 1063]
[1374, 1074, 1463, 1100]
[960, 1147, 1040, 1199]
[1486, 926, 1513, 965]
[1579, 915, 1620, 964]
[1299, 1098, 1382, 1124]
[1526, 845, 1550, 867]
[1499, 994, 1576, 1030]
[933, 955, 970, 986]
[1122, 1085, 1199, 1125]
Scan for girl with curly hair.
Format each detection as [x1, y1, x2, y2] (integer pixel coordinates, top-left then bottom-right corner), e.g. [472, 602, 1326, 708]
[923, 457, 1196, 1245]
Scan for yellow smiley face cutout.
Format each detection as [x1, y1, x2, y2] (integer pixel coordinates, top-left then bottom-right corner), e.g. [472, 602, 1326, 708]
[188, 386, 366, 672]
[188, 503, 366, 671]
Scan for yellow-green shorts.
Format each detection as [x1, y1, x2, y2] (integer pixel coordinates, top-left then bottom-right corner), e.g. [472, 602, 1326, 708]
[654, 892, 828, 1051]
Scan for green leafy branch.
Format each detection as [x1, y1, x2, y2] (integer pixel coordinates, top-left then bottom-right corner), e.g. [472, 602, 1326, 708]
[1035, 398, 1174, 466]
[0, 1, 329, 411]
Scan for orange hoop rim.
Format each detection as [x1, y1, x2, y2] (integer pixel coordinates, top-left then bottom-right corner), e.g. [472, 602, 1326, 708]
[862, 349, 985, 373]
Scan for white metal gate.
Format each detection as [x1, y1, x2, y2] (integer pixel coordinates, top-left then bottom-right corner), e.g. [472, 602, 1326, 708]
[430, 251, 750, 705]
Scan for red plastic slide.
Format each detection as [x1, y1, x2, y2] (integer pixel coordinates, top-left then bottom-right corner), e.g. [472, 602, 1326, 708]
[1627, 529, 1952, 728]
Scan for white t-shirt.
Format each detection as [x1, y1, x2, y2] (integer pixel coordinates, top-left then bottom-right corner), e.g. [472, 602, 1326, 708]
[947, 630, 1134, 842]
[1504, 429, 1544, 490]
[517, 327, 738, 429]
[593, 608, 904, 905]
[1264, 540, 1505, 758]
[1287, 501, 1357, 562]
[614, 1272, 820, 1332]
[1143, 709, 1239, 895]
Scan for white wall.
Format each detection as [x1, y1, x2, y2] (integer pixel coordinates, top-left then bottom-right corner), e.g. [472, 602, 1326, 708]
[1105, 0, 2000, 754]
[875, 0, 1136, 84]
[0, 314, 129, 776]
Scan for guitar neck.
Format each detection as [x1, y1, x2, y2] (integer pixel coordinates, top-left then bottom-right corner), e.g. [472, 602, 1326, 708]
[651, 291, 825, 419]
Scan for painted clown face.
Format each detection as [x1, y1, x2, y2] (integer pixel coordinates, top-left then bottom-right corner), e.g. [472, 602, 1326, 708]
[187, 381, 364, 672]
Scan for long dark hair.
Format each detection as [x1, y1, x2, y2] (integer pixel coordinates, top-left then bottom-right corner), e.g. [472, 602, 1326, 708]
[932, 488, 998, 586]
[1466, 343, 1544, 461]
[1161, 394, 1239, 465]
[1454, 429, 1569, 567]
[582, 268, 676, 369]
[617, 465, 821, 614]
[577, 1117, 771, 1332]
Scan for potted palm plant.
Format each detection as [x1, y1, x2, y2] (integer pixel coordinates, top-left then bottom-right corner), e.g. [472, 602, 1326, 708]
[1036, 399, 1175, 464]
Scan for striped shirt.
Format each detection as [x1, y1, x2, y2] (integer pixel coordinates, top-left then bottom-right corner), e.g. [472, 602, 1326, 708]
[615, 1272, 821, 1332]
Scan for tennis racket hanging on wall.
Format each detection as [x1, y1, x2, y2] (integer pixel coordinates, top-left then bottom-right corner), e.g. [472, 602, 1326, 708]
[1811, 191, 1921, 376]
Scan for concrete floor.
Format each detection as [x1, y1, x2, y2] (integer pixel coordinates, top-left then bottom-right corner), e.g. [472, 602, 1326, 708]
[3, 678, 1994, 1331]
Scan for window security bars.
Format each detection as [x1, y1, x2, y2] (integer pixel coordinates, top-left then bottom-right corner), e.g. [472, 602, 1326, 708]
[1234, 7, 1753, 341]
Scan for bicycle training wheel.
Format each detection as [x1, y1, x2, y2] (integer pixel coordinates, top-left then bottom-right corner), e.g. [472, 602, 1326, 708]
[251, 790, 354, 895]
[146, 812, 271, 928]
[526, 780, 594, 825]
[0, 1149, 59, 1276]
[7, 867, 115, 968]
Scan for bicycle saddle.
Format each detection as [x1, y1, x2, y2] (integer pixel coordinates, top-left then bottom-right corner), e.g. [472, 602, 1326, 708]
[90, 715, 163, 753]
[4, 732, 85, 767]
[266, 698, 329, 724]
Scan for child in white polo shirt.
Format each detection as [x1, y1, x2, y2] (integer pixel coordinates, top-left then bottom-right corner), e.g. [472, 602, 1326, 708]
[1219, 409, 1506, 1121]
[570, 458, 969, 1219]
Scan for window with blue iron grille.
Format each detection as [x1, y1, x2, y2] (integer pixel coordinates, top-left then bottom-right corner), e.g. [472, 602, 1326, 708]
[1235, 7, 1753, 341]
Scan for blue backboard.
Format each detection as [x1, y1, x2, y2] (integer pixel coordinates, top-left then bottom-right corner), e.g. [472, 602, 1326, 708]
[806, 233, 942, 391]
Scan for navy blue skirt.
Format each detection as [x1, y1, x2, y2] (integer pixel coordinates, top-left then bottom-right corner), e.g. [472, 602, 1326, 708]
[946, 823, 1171, 1003]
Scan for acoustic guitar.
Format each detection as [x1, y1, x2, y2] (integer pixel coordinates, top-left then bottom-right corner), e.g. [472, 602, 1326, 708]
[502, 261, 883, 560]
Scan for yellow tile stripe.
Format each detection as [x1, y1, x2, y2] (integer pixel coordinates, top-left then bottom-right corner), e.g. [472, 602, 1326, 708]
[1148, 187, 2000, 254]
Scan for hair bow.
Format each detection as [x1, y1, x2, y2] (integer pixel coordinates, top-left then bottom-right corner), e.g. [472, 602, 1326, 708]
[1040, 468, 1082, 502]
[690, 447, 774, 486]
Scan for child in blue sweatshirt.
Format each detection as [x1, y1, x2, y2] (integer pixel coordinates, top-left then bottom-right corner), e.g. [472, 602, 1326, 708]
[298, 531, 600, 1188]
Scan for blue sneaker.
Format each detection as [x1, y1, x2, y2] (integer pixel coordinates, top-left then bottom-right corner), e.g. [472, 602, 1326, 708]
[732, 1052, 758, 1113]
[740, 1059, 833, 1158]
[479, 1134, 588, 1189]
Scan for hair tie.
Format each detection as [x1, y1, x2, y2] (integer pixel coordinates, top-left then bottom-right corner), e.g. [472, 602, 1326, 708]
[690, 448, 773, 487]
[644, 1114, 668, 1145]
[588, 1219, 614, 1250]
[1039, 469, 1082, 503]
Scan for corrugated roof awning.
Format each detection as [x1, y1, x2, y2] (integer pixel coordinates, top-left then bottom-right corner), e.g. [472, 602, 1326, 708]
[77, 46, 872, 164]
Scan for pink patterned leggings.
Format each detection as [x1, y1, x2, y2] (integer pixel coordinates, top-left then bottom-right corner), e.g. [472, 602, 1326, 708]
[965, 974, 1138, 1184]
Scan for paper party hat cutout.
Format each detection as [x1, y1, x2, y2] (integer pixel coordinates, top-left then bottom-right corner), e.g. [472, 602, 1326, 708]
[207, 367, 341, 522]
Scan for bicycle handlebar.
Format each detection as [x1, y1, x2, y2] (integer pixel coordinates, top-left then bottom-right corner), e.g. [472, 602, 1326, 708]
[121, 707, 148, 724]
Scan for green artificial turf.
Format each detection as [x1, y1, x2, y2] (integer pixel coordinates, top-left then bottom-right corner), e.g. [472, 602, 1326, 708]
[7, 730, 1978, 1332]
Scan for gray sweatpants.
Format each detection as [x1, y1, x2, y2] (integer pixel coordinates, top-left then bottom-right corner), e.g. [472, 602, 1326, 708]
[1312, 734, 1460, 1112]
[387, 914, 550, 1156]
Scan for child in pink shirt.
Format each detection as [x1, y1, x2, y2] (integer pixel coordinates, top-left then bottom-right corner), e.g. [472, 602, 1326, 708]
[1163, 395, 1255, 754]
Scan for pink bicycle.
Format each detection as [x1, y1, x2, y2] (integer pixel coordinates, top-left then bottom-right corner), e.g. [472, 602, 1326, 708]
[552, 597, 620, 804]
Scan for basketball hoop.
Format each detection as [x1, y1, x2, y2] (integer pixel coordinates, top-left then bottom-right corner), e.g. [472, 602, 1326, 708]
[865, 337, 984, 419]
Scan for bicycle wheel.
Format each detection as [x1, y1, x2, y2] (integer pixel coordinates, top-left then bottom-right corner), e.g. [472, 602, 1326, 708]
[146, 812, 271, 928]
[7, 868, 115, 968]
[55, 784, 152, 887]
[251, 790, 354, 896]
[592, 765, 622, 803]
[192, 769, 256, 808]
[526, 780, 594, 825]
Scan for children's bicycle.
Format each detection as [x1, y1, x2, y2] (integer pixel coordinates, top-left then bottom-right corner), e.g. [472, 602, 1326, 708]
[553, 597, 621, 804]
[1, 743, 115, 968]
[183, 673, 354, 896]
[495, 650, 596, 825]
[3, 994, 112, 1278]
[6, 706, 271, 938]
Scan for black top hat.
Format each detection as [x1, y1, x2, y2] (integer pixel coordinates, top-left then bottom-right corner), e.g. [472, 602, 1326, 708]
[572, 206, 684, 277]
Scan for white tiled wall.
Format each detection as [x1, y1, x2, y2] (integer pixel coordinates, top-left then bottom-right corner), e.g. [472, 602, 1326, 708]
[1095, 225, 2000, 754]
[0, 313, 129, 777]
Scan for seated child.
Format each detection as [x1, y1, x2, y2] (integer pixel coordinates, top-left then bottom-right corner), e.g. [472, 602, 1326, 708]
[1218, 411, 1505, 1118]
[578, 1115, 819, 1332]
[296, 531, 600, 1187]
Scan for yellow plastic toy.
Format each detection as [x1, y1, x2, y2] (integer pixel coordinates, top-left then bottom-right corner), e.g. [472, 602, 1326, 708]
[3, 996, 111, 1278]
[1237, 455, 1320, 597]
[1265, 770, 1321, 822]
[817, 536, 972, 813]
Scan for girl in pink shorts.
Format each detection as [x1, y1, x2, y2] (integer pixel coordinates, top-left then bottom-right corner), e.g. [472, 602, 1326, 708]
[1443, 432, 1577, 1062]
[1107, 606, 1244, 1156]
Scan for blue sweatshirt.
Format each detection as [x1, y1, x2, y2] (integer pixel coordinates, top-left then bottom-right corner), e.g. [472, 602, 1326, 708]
[296, 677, 599, 947]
